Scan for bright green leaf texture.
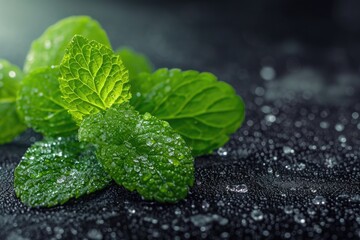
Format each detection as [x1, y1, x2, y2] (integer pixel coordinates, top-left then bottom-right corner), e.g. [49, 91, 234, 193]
[79, 103, 194, 202]
[59, 35, 131, 123]
[116, 48, 153, 79]
[130, 68, 245, 156]
[17, 67, 77, 136]
[14, 136, 112, 207]
[24, 16, 111, 73]
[0, 60, 26, 144]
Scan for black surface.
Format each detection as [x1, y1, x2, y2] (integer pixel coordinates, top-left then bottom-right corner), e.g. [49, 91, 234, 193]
[2, 1, 360, 239]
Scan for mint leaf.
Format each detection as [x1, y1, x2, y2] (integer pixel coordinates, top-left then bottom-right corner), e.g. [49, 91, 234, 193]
[0, 60, 26, 144]
[14, 136, 112, 207]
[130, 68, 245, 156]
[116, 47, 153, 79]
[17, 66, 77, 136]
[24, 16, 111, 73]
[59, 35, 131, 123]
[79, 103, 194, 202]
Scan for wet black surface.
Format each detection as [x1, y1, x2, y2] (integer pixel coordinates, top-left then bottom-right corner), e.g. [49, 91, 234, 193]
[2, 0, 360, 239]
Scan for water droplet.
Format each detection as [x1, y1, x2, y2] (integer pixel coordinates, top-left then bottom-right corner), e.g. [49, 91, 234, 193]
[325, 157, 337, 168]
[260, 66, 276, 81]
[202, 200, 210, 211]
[128, 208, 136, 214]
[320, 121, 330, 129]
[352, 112, 359, 119]
[226, 184, 248, 193]
[283, 146, 294, 154]
[217, 147, 228, 156]
[174, 208, 182, 215]
[254, 86, 265, 96]
[335, 123, 344, 132]
[312, 195, 326, 205]
[143, 113, 151, 120]
[146, 139, 154, 146]
[251, 209, 264, 221]
[87, 229, 103, 240]
[8, 71, 16, 78]
[284, 205, 293, 214]
[294, 213, 306, 225]
[265, 114, 276, 123]
[338, 135, 347, 143]
[56, 176, 66, 184]
[217, 200, 225, 207]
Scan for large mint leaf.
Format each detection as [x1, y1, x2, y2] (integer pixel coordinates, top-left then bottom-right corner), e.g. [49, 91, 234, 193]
[24, 16, 111, 73]
[79, 103, 194, 202]
[14, 136, 112, 207]
[59, 35, 131, 123]
[0, 60, 26, 144]
[17, 67, 77, 136]
[116, 47, 153, 79]
[130, 68, 245, 156]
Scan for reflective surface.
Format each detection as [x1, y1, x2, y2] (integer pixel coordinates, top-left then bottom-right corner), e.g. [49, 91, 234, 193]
[1, 0, 360, 239]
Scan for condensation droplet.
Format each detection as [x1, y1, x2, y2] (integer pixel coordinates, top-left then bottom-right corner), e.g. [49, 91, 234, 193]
[265, 114, 276, 123]
[312, 195, 326, 205]
[226, 184, 248, 193]
[260, 66, 276, 81]
[56, 176, 66, 184]
[335, 123, 344, 132]
[217, 147, 228, 156]
[251, 209, 264, 221]
[294, 213, 306, 225]
[283, 146, 294, 154]
[8, 71, 16, 78]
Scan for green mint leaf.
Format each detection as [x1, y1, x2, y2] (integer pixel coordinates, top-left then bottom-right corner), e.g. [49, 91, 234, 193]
[14, 136, 112, 207]
[59, 35, 131, 123]
[79, 103, 194, 202]
[0, 60, 26, 144]
[17, 66, 77, 136]
[130, 68, 245, 156]
[24, 16, 111, 73]
[116, 47, 153, 79]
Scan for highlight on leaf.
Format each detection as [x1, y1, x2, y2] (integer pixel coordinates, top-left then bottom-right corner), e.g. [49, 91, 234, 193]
[59, 35, 131, 123]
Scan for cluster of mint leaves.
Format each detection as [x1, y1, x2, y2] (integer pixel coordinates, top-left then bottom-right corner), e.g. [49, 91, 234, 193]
[0, 16, 245, 207]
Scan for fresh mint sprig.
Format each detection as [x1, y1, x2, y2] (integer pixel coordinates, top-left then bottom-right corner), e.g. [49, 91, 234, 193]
[2, 15, 245, 207]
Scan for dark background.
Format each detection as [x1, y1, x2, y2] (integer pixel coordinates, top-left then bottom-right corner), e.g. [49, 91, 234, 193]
[2, 0, 360, 239]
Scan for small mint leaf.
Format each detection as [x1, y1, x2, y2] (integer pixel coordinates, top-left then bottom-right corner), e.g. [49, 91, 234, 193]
[24, 16, 111, 73]
[17, 66, 77, 136]
[130, 68, 245, 156]
[79, 103, 194, 203]
[14, 136, 112, 207]
[59, 35, 131, 123]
